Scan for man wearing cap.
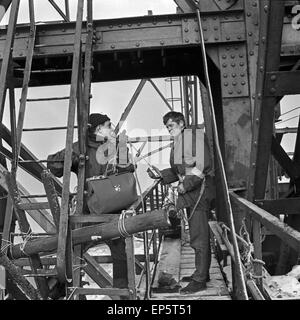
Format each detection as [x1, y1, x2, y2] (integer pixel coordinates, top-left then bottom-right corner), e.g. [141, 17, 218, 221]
[47, 113, 134, 294]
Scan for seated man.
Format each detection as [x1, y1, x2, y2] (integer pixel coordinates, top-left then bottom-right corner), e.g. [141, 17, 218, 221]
[47, 113, 134, 293]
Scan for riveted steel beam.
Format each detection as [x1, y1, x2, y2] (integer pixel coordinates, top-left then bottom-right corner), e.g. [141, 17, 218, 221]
[0, 12, 245, 59]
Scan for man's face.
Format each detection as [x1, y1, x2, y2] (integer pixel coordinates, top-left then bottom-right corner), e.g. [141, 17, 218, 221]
[165, 119, 184, 137]
[95, 121, 116, 141]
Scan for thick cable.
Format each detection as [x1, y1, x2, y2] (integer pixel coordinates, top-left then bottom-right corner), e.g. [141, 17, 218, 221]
[196, 8, 248, 300]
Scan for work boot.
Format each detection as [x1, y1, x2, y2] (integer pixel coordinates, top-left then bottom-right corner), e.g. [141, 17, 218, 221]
[181, 275, 210, 282]
[180, 280, 207, 294]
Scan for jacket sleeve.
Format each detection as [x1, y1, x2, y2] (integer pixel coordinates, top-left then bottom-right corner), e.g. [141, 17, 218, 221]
[47, 144, 79, 178]
[160, 168, 179, 185]
[182, 175, 203, 192]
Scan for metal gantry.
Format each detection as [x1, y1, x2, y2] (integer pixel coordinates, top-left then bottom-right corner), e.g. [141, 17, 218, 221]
[0, 0, 300, 300]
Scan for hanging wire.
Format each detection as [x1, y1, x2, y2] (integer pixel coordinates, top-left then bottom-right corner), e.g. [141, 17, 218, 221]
[279, 106, 300, 118]
[275, 114, 300, 125]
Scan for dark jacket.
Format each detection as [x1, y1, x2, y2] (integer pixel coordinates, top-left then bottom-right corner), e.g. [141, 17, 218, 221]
[47, 134, 134, 178]
[160, 128, 214, 210]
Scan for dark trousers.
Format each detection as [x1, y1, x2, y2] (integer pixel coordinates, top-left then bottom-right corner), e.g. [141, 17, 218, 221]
[186, 181, 213, 283]
[105, 238, 128, 288]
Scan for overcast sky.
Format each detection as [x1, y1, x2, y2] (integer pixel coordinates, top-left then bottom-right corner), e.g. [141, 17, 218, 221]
[1, 0, 299, 197]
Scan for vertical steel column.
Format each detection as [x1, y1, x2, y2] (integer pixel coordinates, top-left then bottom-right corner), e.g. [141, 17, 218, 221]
[246, 0, 284, 287]
[57, 0, 84, 284]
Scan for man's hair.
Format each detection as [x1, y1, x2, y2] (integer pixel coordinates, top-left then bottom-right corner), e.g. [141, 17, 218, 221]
[163, 111, 186, 126]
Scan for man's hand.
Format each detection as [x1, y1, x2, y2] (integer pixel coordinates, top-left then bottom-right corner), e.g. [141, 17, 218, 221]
[177, 183, 186, 194]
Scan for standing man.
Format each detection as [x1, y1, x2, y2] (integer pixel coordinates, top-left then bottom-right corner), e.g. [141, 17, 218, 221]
[149, 111, 215, 294]
[47, 113, 134, 294]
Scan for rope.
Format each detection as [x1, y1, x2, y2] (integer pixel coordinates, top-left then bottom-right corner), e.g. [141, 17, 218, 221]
[117, 209, 132, 238]
[19, 230, 33, 257]
[186, 177, 206, 222]
[220, 219, 266, 280]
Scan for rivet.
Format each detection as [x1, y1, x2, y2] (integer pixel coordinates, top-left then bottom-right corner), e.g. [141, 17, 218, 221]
[111, 44, 115, 49]
[204, 37, 208, 41]
[271, 75, 276, 81]
[223, 73, 228, 78]
[136, 42, 140, 47]
[255, 41, 259, 46]
[249, 51, 254, 56]
[109, 25, 113, 28]
[237, 35, 242, 40]
[258, 93, 262, 99]
[252, 2, 257, 7]
[215, 36, 219, 41]
[226, 36, 231, 40]
[259, 66, 264, 72]
[226, 47, 230, 51]
[262, 37, 266, 43]
[239, 54, 244, 58]
[160, 40, 165, 45]
[264, 5, 268, 13]
[168, 20, 172, 24]
[224, 82, 228, 86]
[241, 81, 246, 85]
[240, 73, 245, 77]
[231, 63, 236, 67]
[184, 18, 188, 22]
[232, 73, 236, 77]
[63, 49, 67, 53]
[231, 54, 235, 59]
[196, 39, 200, 43]
[248, 32, 253, 37]
[213, 16, 217, 20]
[184, 28, 189, 32]
[240, 62, 244, 66]
[214, 26, 218, 30]
[62, 29, 65, 32]
[228, 90, 233, 94]
[247, 12, 252, 17]
[128, 23, 132, 27]
[118, 24, 122, 28]
[238, 90, 242, 94]
[222, 55, 227, 59]
[254, 141, 257, 145]
[270, 88, 276, 94]
[223, 63, 227, 67]
[252, 163, 256, 167]
[185, 39, 190, 43]
[232, 81, 237, 86]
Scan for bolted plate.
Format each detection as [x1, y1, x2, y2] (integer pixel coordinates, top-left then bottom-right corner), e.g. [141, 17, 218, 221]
[219, 43, 249, 98]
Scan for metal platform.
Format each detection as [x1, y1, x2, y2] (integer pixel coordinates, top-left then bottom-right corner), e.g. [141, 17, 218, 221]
[151, 239, 232, 300]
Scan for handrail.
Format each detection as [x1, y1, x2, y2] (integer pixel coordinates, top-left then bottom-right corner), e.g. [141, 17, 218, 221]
[230, 191, 300, 253]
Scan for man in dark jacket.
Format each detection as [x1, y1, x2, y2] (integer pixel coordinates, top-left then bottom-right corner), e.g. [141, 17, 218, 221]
[47, 113, 134, 293]
[149, 111, 215, 294]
